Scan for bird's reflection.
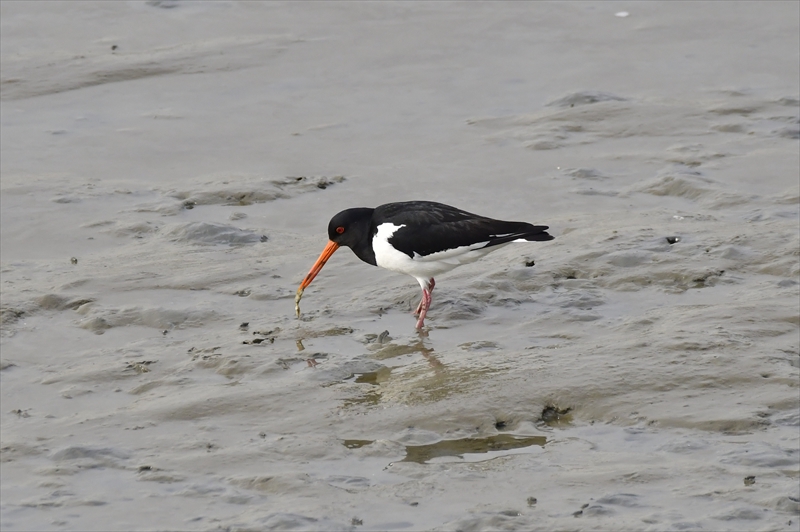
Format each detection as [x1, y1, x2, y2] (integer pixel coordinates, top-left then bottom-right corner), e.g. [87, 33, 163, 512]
[295, 328, 444, 370]
[414, 338, 443, 369]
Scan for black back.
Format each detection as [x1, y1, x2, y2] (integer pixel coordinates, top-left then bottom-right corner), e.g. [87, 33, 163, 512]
[373, 201, 553, 258]
[326, 201, 553, 265]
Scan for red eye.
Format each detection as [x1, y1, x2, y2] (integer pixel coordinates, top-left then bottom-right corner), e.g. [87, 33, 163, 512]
[336, 226, 345, 234]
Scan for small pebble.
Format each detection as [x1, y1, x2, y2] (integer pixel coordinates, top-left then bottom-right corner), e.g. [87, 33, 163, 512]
[70, 257, 78, 264]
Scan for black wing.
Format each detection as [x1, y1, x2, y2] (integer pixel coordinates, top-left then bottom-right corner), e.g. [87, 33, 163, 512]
[373, 201, 552, 258]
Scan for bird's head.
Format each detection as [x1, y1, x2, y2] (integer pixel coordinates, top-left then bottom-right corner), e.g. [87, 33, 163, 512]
[297, 208, 374, 292]
[326, 207, 373, 248]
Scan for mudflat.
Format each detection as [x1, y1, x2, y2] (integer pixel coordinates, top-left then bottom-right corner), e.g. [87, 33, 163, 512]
[1, 2, 798, 530]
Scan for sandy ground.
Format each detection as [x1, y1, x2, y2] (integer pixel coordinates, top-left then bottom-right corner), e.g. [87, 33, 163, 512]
[1, 1, 798, 531]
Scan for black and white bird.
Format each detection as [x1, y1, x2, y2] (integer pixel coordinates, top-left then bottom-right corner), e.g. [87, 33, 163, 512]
[296, 200, 553, 329]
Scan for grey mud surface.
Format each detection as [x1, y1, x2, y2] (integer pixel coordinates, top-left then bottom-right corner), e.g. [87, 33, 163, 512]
[1, 2, 798, 531]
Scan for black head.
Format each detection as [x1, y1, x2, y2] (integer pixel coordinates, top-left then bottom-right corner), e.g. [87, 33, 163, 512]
[327, 207, 377, 266]
[327, 208, 374, 247]
[298, 207, 377, 293]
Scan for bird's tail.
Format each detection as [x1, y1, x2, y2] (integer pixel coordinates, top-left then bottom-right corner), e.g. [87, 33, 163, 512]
[516, 225, 554, 242]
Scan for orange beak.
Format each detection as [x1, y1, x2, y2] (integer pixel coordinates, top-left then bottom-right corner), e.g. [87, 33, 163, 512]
[298, 240, 340, 292]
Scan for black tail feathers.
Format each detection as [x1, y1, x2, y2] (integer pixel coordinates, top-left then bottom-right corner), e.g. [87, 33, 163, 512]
[521, 225, 554, 242]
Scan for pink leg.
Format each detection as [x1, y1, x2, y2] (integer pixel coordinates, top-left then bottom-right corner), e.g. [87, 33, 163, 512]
[414, 278, 435, 316]
[415, 278, 435, 329]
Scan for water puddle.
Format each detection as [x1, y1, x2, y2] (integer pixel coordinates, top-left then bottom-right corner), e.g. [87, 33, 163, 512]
[342, 439, 373, 449]
[353, 367, 392, 385]
[401, 434, 547, 463]
[369, 340, 435, 361]
[342, 434, 547, 464]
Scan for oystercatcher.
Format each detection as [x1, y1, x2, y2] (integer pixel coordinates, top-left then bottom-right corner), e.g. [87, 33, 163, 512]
[296, 201, 553, 329]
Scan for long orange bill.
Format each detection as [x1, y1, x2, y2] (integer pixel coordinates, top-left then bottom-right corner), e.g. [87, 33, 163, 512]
[299, 240, 340, 291]
[295, 240, 340, 317]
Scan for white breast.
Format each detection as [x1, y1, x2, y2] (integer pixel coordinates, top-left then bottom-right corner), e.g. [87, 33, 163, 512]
[372, 223, 416, 273]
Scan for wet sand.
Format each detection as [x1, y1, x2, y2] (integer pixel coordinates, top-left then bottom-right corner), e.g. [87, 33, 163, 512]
[1, 2, 798, 530]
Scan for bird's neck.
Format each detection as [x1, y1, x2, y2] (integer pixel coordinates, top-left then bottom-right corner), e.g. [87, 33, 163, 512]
[349, 218, 377, 266]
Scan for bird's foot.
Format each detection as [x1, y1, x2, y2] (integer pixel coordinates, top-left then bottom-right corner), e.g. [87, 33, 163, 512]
[415, 286, 432, 329]
[413, 278, 435, 317]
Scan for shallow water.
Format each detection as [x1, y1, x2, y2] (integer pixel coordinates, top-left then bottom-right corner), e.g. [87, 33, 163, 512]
[2, 2, 799, 531]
